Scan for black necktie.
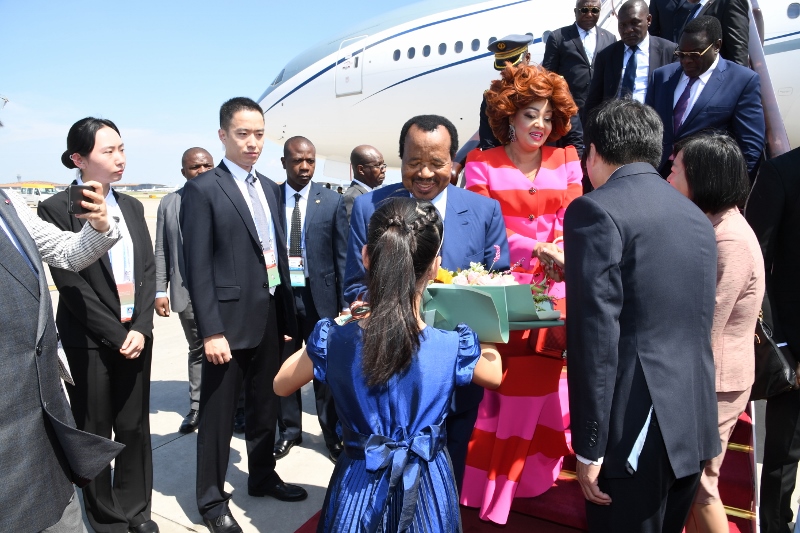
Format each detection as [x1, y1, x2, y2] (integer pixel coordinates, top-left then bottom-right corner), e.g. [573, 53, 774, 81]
[290, 193, 302, 256]
[619, 45, 638, 98]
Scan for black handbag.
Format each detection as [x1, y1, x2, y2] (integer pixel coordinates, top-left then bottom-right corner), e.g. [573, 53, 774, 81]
[750, 314, 797, 400]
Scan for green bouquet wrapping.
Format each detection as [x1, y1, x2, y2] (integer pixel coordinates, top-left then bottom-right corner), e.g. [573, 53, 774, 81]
[422, 284, 563, 344]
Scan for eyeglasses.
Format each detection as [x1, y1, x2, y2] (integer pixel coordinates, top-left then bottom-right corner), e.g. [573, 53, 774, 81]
[363, 163, 387, 171]
[673, 42, 715, 59]
[576, 7, 601, 14]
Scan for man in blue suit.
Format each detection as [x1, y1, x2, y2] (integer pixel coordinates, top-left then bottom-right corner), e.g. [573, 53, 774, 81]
[274, 136, 348, 464]
[645, 16, 765, 180]
[344, 114, 510, 492]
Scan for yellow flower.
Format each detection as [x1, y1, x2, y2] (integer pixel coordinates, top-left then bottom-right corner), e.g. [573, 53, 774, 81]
[435, 267, 454, 284]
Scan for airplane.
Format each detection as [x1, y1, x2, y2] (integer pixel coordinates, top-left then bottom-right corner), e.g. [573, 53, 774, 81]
[257, 0, 800, 181]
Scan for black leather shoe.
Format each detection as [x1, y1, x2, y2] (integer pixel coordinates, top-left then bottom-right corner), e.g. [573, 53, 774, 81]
[328, 442, 343, 464]
[179, 409, 199, 433]
[233, 407, 245, 434]
[202, 512, 242, 533]
[248, 477, 308, 501]
[129, 520, 159, 533]
[273, 436, 302, 459]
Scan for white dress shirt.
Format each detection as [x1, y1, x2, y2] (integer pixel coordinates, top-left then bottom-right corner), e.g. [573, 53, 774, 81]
[672, 54, 720, 129]
[283, 181, 311, 277]
[621, 33, 651, 103]
[412, 186, 448, 223]
[223, 157, 277, 253]
[576, 24, 597, 63]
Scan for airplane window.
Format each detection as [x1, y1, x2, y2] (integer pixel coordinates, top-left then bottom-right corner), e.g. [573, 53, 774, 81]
[408, 47, 416, 59]
[393, 49, 400, 61]
[423, 45, 431, 57]
[488, 37, 497, 45]
[439, 43, 447, 55]
[789, 3, 800, 18]
[455, 41, 463, 53]
[471, 39, 480, 51]
[271, 69, 284, 86]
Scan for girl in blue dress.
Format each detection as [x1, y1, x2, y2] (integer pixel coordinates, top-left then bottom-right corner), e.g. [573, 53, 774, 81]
[275, 197, 502, 532]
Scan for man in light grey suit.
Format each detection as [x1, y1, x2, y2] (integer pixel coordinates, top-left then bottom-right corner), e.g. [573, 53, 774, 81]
[154, 147, 214, 433]
[0, 184, 124, 532]
[343, 145, 385, 222]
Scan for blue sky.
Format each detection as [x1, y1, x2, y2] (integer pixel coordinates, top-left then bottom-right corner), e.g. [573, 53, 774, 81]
[0, 0, 418, 186]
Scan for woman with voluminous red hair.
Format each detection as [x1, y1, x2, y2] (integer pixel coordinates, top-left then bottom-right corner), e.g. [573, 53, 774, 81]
[460, 63, 581, 524]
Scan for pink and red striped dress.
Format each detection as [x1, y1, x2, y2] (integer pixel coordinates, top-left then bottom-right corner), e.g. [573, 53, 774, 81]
[460, 145, 582, 523]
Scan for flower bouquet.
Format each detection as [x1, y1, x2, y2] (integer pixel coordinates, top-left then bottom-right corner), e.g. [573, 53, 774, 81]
[424, 261, 563, 343]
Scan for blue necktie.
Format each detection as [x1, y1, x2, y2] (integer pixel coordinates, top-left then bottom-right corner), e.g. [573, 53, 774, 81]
[688, 2, 703, 20]
[619, 45, 638, 98]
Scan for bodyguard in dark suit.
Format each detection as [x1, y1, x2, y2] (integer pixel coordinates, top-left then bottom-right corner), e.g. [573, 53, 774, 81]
[181, 97, 304, 533]
[0, 184, 123, 533]
[565, 98, 720, 531]
[274, 136, 348, 463]
[645, 16, 764, 179]
[746, 147, 800, 533]
[542, 0, 616, 123]
[344, 114, 510, 492]
[650, 0, 693, 43]
[154, 147, 215, 434]
[676, 0, 750, 66]
[343, 145, 385, 223]
[585, 0, 676, 115]
[39, 118, 158, 533]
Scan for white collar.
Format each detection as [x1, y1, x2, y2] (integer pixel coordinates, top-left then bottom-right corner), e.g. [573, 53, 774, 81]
[351, 179, 373, 192]
[223, 157, 254, 183]
[411, 186, 448, 220]
[284, 180, 312, 200]
[575, 23, 596, 36]
[626, 33, 649, 53]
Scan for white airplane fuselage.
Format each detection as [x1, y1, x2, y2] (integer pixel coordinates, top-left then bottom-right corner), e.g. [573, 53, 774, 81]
[259, 0, 800, 178]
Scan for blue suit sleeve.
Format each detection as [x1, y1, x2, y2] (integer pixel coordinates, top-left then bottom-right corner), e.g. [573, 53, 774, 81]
[732, 71, 766, 178]
[484, 198, 510, 271]
[563, 195, 624, 461]
[344, 194, 369, 305]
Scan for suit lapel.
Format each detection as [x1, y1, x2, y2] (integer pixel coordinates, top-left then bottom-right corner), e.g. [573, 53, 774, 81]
[441, 186, 469, 270]
[0, 193, 40, 299]
[664, 66, 685, 138]
[256, 170, 288, 251]
[215, 163, 261, 246]
[304, 183, 322, 231]
[681, 60, 726, 132]
[116, 192, 142, 285]
[568, 25, 591, 65]
[611, 43, 625, 92]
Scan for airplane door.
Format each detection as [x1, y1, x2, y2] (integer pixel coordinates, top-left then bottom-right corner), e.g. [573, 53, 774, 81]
[336, 36, 366, 97]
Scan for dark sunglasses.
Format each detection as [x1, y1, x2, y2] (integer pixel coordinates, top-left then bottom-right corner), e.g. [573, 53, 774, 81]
[576, 7, 601, 14]
[673, 42, 714, 59]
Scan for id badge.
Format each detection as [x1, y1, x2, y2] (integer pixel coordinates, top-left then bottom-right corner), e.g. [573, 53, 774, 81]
[288, 256, 306, 287]
[264, 249, 280, 288]
[117, 281, 135, 322]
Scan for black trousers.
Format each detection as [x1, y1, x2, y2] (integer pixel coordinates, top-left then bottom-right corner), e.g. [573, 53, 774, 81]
[586, 417, 703, 533]
[761, 389, 800, 533]
[196, 297, 281, 519]
[64, 340, 153, 533]
[277, 283, 339, 448]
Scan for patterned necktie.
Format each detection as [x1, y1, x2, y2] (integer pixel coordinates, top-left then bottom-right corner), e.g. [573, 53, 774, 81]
[245, 173, 271, 250]
[290, 193, 302, 256]
[619, 45, 638, 98]
[673, 76, 699, 133]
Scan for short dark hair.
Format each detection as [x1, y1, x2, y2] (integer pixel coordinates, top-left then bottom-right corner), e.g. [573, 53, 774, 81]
[398, 115, 459, 160]
[618, 0, 649, 16]
[584, 98, 663, 168]
[283, 136, 314, 157]
[683, 15, 723, 44]
[219, 97, 263, 131]
[674, 132, 749, 214]
[61, 117, 121, 169]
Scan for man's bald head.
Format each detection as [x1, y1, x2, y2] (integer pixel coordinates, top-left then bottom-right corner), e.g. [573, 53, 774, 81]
[350, 145, 386, 189]
[181, 147, 214, 180]
[283, 136, 314, 158]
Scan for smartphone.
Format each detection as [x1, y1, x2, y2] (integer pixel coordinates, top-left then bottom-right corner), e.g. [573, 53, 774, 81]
[67, 185, 93, 215]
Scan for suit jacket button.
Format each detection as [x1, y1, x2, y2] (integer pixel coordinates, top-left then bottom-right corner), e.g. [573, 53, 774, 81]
[528, 214, 534, 221]
[529, 187, 537, 194]
[36, 345, 42, 356]
[263, 283, 269, 289]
